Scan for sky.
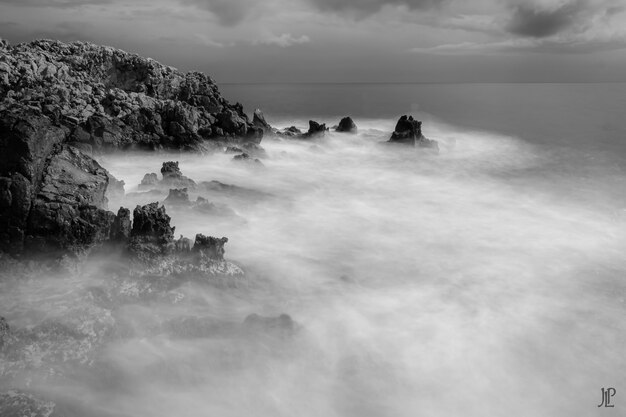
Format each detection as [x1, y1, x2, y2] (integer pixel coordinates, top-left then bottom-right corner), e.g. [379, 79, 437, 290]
[1, 0, 626, 83]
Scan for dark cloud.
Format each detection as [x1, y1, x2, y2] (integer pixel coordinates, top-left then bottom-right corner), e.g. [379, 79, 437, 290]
[306, 0, 446, 16]
[506, 1, 586, 38]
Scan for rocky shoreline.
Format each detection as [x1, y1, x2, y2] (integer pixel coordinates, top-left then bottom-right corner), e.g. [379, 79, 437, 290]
[1, 38, 437, 259]
[0, 38, 441, 415]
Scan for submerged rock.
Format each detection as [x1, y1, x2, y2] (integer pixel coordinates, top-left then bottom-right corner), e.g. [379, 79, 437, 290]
[0, 391, 56, 417]
[164, 187, 191, 205]
[160, 161, 196, 188]
[336, 116, 357, 133]
[388, 115, 438, 150]
[233, 153, 263, 166]
[243, 313, 297, 336]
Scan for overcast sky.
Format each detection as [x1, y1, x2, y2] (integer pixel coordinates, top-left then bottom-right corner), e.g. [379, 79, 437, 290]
[1, 0, 626, 82]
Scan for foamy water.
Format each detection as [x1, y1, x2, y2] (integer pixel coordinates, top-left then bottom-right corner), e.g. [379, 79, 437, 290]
[1, 118, 625, 416]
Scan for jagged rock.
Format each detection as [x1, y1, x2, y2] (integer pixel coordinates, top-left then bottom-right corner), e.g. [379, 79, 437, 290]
[164, 188, 190, 205]
[225, 146, 244, 154]
[110, 207, 131, 242]
[388, 115, 439, 150]
[139, 173, 159, 189]
[25, 145, 116, 254]
[160, 161, 196, 188]
[106, 173, 125, 200]
[193, 197, 238, 217]
[193, 234, 228, 261]
[336, 116, 357, 133]
[0, 38, 261, 153]
[252, 108, 271, 132]
[305, 120, 327, 137]
[128, 202, 175, 258]
[278, 126, 302, 137]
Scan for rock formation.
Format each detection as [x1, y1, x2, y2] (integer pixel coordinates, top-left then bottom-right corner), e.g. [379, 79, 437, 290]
[388, 115, 438, 149]
[0, 38, 266, 255]
[336, 116, 357, 133]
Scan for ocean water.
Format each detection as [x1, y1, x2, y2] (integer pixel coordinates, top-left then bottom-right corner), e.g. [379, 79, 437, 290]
[1, 83, 625, 416]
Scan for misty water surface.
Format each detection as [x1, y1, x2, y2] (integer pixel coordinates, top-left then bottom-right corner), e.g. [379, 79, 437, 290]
[1, 111, 625, 416]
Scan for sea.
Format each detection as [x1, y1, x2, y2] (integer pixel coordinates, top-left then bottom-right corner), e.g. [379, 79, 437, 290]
[1, 83, 625, 416]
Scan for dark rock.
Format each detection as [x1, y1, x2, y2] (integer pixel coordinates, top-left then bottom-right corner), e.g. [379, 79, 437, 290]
[388, 115, 439, 150]
[336, 116, 357, 133]
[129, 202, 175, 258]
[160, 161, 196, 188]
[110, 207, 131, 243]
[279, 126, 302, 137]
[252, 108, 271, 132]
[225, 146, 244, 154]
[1, 39, 262, 151]
[25, 145, 116, 254]
[0, 317, 8, 347]
[305, 120, 327, 137]
[164, 188, 191, 206]
[193, 234, 228, 261]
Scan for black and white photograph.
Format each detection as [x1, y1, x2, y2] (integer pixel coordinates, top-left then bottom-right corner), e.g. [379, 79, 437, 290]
[0, 0, 625, 416]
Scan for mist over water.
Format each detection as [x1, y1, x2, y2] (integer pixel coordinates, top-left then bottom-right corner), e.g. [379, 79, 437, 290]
[2, 86, 626, 416]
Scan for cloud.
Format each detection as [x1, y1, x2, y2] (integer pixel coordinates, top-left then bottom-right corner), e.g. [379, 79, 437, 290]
[411, 32, 626, 55]
[181, 0, 258, 26]
[505, 0, 587, 38]
[253, 33, 311, 47]
[0, 0, 112, 8]
[194, 33, 224, 48]
[305, 0, 447, 17]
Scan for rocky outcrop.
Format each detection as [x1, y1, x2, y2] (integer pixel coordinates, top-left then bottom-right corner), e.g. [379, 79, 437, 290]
[128, 202, 175, 259]
[388, 115, 438, 149]
[110, 207, 131, 242]
[193, 234, 228, 261]
[0, 38, 268, 151]
[0, 109, 115, 254]
[336, 116, 357, 133]
[0, 38, 262, 255]
[305, 120, 327, 137]
[252, 108, 271, 133]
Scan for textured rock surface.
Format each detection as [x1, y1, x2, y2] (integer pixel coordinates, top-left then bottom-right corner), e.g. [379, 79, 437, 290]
[0, 38, 267, 151]
[0, 391, 56, 417]
[336, 116, 357, 133]
[0, 38, 261, 255]
[128, 202, 175, 258]
[388, 115, 439, 149]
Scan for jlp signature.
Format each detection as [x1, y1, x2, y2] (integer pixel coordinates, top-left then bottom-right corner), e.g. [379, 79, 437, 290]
[598, 388, 616, 408]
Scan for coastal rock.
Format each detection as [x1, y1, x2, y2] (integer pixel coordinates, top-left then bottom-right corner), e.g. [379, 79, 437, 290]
[233, 153, 264, 165]
[252, 108, 272, 133]
[139, 173, 159, 189]
[278, 126, 302, 137]
[160, 161, 196, 188]
[128, 202, 175, 258]
[193, 234, 228, 261]
[110, 207, 131, 243]
[164, 188, 191, 205]
[25, 145, 116, 254]
[336, 116, 357, 133]
[305, 120, 327, 137]
[388, 115, 439, 150]
[0, 38, 262, 153]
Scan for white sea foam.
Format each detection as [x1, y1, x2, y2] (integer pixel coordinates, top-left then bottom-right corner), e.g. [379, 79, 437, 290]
[1, 119, 625, 416]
